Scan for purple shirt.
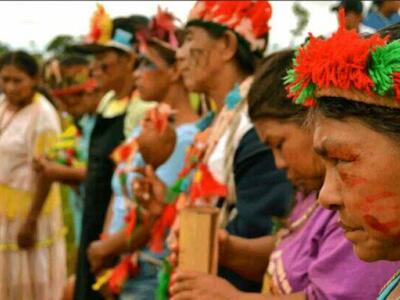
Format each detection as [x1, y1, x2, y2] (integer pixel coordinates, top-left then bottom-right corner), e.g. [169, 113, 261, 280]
[267, 192, 400, 299]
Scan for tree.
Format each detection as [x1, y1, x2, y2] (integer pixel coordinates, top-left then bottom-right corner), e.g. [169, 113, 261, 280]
[290, 2, 310, 45]
[0, 42, 10, 56]
[46, 34, 76, 57]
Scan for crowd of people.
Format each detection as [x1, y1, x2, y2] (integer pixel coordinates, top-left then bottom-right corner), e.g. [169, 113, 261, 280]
[1, 0, 400, 299]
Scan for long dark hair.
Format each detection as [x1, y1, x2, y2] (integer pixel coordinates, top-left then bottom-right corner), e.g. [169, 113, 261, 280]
[248, 49, 308, 124]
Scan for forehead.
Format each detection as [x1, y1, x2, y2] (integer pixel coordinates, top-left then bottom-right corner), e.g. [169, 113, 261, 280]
[313, 114, 379, 152]
[0, 64, 31, 78]
[61, 65, 88, 75]
[185, 25, 214, 42]
[254, 118, 297, 139]
[141, 46, 168, 69]
[94, 50, 119, 61]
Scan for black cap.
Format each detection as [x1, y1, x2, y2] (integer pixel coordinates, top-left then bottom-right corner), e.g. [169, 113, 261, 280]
[331, 0, 363, 14]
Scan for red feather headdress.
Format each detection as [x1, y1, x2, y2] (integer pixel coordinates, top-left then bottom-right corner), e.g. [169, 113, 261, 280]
[188, 1, 272, 52]
[136, 6, 179, 54]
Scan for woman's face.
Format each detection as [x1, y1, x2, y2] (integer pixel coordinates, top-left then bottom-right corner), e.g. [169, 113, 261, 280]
[254, 118, 325, 192]
[313, 114, 400, 261]
[134, 47, 172, 102]
[0, 65, 36, 107]
[177, 26, 224, 93]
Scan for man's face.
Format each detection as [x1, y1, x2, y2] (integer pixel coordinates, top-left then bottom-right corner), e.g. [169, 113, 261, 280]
[92, 50, 131, 91]
[58, 65, 91, 118]
[134, 46, 171, 102]
[344, 11, 363, 31]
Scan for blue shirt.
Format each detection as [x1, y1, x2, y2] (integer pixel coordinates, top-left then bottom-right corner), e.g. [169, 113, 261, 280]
[363, 9, 400, 31]
[108, 122, 197, 299]
[109, 123, 198, 234]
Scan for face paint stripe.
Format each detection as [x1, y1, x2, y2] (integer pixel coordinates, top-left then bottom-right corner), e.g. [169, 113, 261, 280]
[341, 173, 368, 187]
[365, 192, 395, 204]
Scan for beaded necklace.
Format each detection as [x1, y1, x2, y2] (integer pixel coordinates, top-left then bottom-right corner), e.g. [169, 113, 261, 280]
[276, 201, 319, 246]
[165, 81, 248, 207]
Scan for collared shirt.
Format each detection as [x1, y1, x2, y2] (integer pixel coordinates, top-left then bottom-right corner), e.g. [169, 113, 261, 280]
[363, 8, 400, 31]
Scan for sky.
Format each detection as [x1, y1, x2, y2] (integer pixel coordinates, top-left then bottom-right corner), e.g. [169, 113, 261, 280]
[0, 1, 373, 53]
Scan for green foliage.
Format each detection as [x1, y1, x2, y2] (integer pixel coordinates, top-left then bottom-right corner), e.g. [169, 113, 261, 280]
[46, 34, 76, 57]
[0, 42, 10, 56]
[291, 3, 310, 38]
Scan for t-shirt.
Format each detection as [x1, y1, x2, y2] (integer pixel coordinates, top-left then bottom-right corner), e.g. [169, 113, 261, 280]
[109, 123, 198, 234]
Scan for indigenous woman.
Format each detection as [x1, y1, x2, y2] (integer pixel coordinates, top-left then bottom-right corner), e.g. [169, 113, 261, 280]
[0, 51, 66, 300]
[169, 49, 400, 300]
[285, 11, 400, 300]
[86, 9, 199, 300]
[138, 1, 293, 292]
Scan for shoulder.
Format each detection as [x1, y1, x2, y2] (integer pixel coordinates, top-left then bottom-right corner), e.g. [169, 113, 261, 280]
[97, 90, 129, 118]
[235, 128, 270, 164]
[363, 11, 383, 29]
[34, 93, 61, 133]
[390, 12, 400, 22]
[176, 122, 199, 140]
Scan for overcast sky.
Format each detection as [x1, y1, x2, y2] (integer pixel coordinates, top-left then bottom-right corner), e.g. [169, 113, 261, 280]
[0, 1, 374, 53]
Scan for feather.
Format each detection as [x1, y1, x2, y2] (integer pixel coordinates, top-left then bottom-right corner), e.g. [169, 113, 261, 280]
[86, 4, 112, 44]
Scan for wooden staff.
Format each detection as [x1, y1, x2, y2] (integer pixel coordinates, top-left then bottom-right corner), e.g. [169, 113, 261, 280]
[178, 206, 220, 274]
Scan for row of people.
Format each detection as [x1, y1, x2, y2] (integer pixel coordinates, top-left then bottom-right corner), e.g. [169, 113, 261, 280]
[1, 1, 400, 300]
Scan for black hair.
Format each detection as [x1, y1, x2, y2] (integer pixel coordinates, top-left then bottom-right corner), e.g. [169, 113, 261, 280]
[0, 50, 39, 78]
[59, 54, 89, 67]
[147, 41, 176, 66]
[187, 20, 268, 75]
[139, 27, 186, 69]
[313, 98, 400, 140]
[248, 49, 308, 123]
[312, 22, 400, 141]
[373, 0, 384, 8]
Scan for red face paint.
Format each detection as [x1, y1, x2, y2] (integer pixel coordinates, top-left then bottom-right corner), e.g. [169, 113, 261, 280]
[341, 173, 368, 187]
[365, 192, 396, 204]
[364, 215, 400, 236]
[362, 193, 400, 236]
[364, 215, 391, 234]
